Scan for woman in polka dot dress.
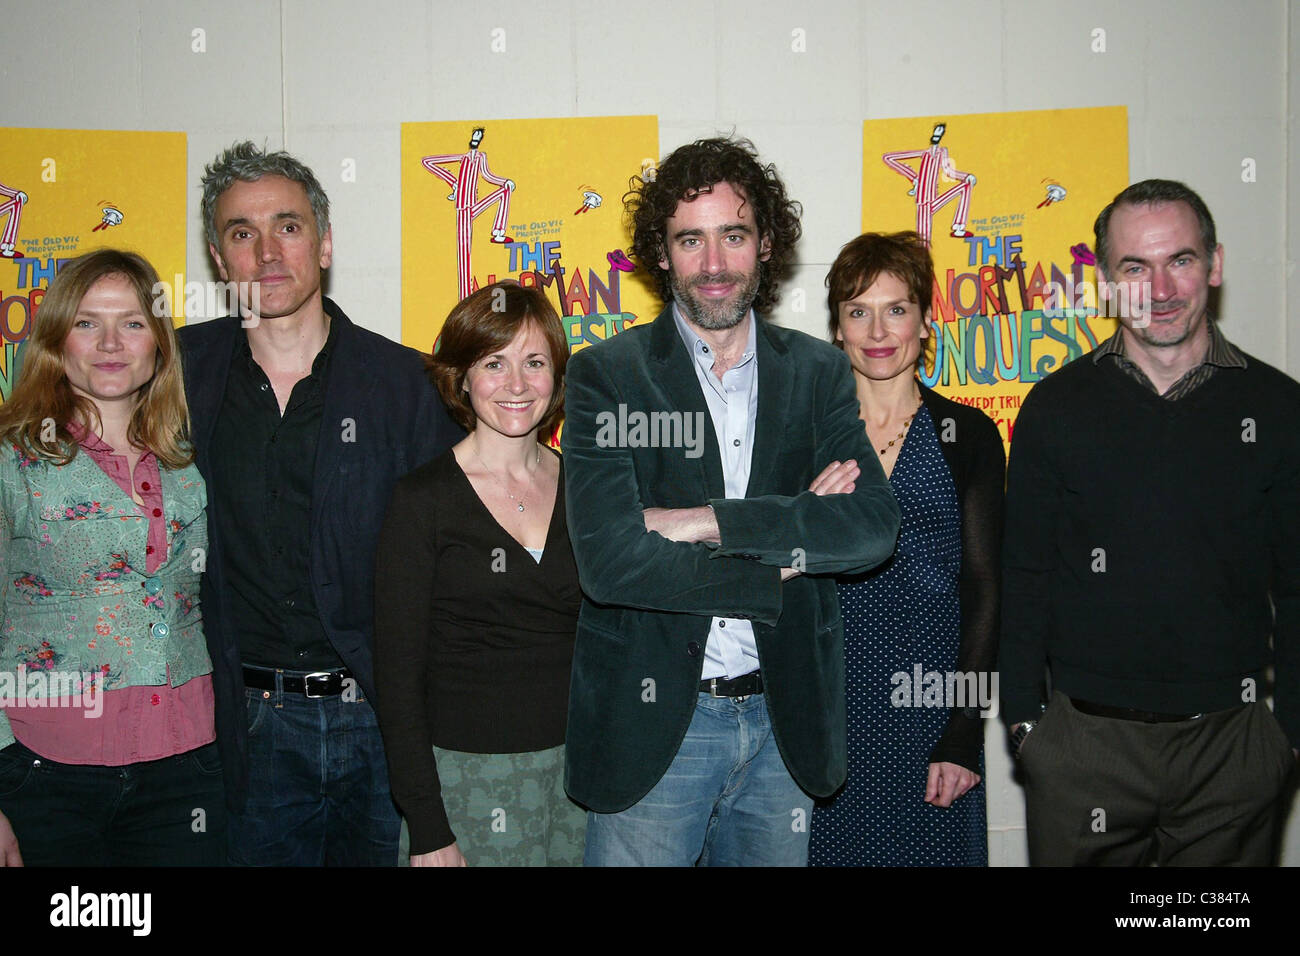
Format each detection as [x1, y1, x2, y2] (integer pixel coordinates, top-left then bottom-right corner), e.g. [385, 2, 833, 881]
[810, 232, 1004, 866]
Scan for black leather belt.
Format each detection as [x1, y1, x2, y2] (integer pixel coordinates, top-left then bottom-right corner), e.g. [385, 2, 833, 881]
[1070, 697, 1202, 723]
[243, 665, 352, 699]
[700, 671, 763, 698]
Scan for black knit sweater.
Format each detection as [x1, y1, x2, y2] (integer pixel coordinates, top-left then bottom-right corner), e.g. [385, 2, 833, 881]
[1000, 351, 1300, 746]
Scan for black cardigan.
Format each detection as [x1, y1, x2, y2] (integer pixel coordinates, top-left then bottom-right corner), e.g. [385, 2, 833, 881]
[373, 448, 581, 854]
[916, 385, 1005, 772]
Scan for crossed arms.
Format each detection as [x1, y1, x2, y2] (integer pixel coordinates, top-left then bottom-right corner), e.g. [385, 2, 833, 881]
[561, 341, 900, 626]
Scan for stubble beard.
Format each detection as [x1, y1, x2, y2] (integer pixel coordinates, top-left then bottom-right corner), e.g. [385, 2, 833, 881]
[1125, 301, 1203, 349]
[671, 268, 761, 331]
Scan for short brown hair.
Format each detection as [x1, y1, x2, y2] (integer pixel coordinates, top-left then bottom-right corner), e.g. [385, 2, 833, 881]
[1093, 179, 1217, 277]
[826, 231, 935, 363]
[0, 248, 192, 467]
[429, 281, 568, 437]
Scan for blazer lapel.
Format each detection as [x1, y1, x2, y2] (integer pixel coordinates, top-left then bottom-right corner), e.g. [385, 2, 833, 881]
[185, 319, 237, 466]
[745, 318, 794, 498]
[648, 306, 724, 500]
[311, 302, 375, 534]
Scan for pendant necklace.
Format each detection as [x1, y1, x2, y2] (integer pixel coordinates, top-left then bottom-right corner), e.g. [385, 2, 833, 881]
[472, 440, 541, 512]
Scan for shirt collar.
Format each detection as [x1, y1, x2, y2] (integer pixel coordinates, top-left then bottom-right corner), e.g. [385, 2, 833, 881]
[236, 311, 338, 380]
[1092, 320, 1246, 369]
[671, 303, 758, 370]
[66, 420, 155, 462]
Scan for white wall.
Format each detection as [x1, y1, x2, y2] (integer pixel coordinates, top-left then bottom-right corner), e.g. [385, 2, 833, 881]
[3, 0, 1295, 865]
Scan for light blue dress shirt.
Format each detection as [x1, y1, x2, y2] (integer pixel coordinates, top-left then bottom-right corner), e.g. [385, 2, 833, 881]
[672, 305, 760, 680]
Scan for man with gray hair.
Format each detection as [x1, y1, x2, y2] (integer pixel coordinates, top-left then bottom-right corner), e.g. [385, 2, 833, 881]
[179, 142, 459, 865]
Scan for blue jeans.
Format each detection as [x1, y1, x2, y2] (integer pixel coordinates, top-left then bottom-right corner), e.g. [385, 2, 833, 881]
[584, 692, 813, 866]
[0, 739, 226, 866]
[227, 670, 400, 866]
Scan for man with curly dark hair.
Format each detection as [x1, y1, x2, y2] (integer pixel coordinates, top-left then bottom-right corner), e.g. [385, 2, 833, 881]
[625, 137, 802, 318]
[562, 137, 900, 865]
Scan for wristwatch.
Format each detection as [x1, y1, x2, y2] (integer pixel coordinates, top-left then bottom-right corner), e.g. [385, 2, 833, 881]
[1010, 720, 1036, 758]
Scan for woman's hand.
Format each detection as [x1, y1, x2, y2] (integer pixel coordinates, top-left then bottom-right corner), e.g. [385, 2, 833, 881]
[410, 842, 467, 867]
[808, 460, 860, 496]
[0, 810, 22, 867]
[924, 761, 980, 808]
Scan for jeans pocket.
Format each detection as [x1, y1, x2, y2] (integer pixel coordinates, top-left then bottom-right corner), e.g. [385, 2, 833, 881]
[0, 743, 37, 799]
[245, 691, 269, 737]
[187, 742, 224, 777]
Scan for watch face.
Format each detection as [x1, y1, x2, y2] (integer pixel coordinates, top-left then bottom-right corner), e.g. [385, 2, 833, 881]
[1012, 722, 1035, 756]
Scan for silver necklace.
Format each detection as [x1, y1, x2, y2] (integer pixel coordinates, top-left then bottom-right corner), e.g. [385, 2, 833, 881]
[472, 440, 541, 512]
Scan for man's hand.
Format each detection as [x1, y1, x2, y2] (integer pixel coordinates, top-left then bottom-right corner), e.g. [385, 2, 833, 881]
[411, 842, 467, 867]
[642, 506, 719, 545]
[0, 810, 22, 867]
[924, 761, 980, 808]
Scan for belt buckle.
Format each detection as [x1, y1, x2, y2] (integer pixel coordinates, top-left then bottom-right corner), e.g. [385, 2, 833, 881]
[708, 677, 750, 701]
[302, 671, 335, 699]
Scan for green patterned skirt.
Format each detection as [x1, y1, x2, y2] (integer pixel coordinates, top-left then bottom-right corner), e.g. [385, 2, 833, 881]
[399, 743, 586, 866]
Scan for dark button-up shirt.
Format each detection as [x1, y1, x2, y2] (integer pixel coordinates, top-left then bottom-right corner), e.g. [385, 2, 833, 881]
[209, 315, 345, 671]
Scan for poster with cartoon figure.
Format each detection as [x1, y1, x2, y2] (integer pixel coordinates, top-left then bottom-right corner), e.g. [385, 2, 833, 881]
[401, 115, 659, 361]
[864, 107, 1128, 450]
[0, 128, 187, 402]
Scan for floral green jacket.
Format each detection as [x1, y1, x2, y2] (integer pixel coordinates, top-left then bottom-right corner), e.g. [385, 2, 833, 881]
[0, 443, 210, 750]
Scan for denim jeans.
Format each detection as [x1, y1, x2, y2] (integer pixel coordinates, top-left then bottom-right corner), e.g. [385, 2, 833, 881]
[227, 670, 400, 866]
[0, 739, 226, 866]
[584, 692, 813, 866]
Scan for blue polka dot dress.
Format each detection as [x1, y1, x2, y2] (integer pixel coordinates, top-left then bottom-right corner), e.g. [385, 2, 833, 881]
[810, 403, 987, 866]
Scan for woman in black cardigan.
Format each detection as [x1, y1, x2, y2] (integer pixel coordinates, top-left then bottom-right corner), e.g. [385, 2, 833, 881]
[374, 282, 584, 866]
[809, 231, 1004, 866]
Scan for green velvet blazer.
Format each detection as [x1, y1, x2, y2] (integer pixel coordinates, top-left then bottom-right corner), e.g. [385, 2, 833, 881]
[562, 306, 901, 812]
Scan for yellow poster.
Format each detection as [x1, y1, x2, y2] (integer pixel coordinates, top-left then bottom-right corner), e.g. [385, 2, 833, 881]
[401, 116, 659, 359]
[863, 107, 1128, 448]
[0, 128, 187, 401]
